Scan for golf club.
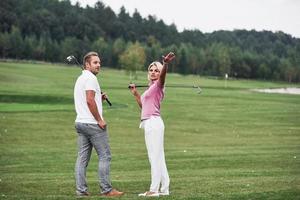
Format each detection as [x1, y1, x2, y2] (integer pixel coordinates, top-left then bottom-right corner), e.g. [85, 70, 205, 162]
[128, 84, 202, 94]
[66, 55, 82, 69]
[66, 55, 112, 106]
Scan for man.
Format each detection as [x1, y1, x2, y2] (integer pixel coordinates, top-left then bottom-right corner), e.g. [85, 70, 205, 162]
[74, 51, 123, 197]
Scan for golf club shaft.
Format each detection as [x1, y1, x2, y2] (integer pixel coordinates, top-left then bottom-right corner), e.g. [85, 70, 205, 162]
[101, 92, 112, 106]
[105, 98, 112, 106]
[128, 84, 198, 88]
[74, 60, 83, 70]
[128, 85, 148, 88]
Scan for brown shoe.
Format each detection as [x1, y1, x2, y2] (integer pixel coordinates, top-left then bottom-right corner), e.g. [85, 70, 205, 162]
[102, 189, 124, 197]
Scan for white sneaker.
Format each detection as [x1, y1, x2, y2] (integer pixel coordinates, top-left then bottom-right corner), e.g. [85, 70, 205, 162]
[138, 191, 159, 197]
[159, 191, 169, 196]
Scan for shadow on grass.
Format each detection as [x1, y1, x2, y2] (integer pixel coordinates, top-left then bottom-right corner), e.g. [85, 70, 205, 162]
[0, 94, 73, 104]
[0, 94, 128, 113]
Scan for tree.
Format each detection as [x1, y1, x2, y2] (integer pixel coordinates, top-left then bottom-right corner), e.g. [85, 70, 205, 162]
[257, 63, 270, 80]
[204, 43, 219, 76]
[112, 37, 126, 68]
[177, 44, 189, 75]
[91, 37, 112, 66]
[145, 36, 162, 70]
[45, 37, 60, 62]
[119, 42, 146, 80]
[280, 59, 297, 83]
[216, 44, 231, 76]
[0, 0, 17, 33]
[60, 37, 83, 62]
[229, 46, 244, 77]
[8, 26, 24, 58]
[163, 44, 178, 73]
[0, 31, 10, 58]
[32, 36, 46, 60]
[117, 6, 131, 41]
[23, 35, 38, 59]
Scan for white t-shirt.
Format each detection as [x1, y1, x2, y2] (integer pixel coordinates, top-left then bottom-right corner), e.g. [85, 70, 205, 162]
[74, 70, 103, 124]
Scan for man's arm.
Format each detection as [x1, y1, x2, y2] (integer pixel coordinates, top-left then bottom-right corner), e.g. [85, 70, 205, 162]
[86, 90, 106, 128]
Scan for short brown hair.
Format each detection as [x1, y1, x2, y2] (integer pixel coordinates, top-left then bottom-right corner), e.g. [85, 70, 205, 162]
[83, 51, 99, 68]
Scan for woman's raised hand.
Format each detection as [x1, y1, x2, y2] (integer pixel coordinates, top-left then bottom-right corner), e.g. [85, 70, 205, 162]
[163, 52, 175, 64]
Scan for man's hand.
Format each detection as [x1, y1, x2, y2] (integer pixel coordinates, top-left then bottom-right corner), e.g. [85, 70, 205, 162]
[101, 92, 112, 106]
[101, 92, 108, 101]
[98, 119, 107, 129]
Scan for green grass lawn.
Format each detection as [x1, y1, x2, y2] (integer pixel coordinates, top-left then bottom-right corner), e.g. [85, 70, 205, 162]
[0, 61, 299, 200]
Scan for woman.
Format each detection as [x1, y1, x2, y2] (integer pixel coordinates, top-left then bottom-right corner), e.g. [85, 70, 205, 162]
[129, 52, 175, 197]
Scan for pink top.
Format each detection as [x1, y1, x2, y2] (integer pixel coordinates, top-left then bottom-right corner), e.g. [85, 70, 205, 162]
[141, 80, 164, 120]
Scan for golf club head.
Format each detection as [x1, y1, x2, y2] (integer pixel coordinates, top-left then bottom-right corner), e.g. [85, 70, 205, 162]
[66, 55, 75, 63]
[66, 55, 83, 69]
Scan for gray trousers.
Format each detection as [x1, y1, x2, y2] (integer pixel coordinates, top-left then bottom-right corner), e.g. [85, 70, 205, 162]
[75, 122, 112, 194]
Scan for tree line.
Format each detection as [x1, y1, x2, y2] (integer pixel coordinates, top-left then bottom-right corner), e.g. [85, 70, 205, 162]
[1, 0, 300, 82]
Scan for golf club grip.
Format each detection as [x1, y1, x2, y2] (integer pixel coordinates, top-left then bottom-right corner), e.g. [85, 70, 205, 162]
[101, 92, 112, 106]
[128, 85, 148, 88]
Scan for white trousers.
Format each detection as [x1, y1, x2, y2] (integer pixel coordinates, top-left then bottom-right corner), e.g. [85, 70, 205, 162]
[140, 116, 170, 193]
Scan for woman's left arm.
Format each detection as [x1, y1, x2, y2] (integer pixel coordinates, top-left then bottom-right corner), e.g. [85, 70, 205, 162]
[159, 52, 175, 86]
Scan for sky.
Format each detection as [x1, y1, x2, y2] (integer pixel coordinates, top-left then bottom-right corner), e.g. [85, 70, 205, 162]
[70, 0, 300, 38]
